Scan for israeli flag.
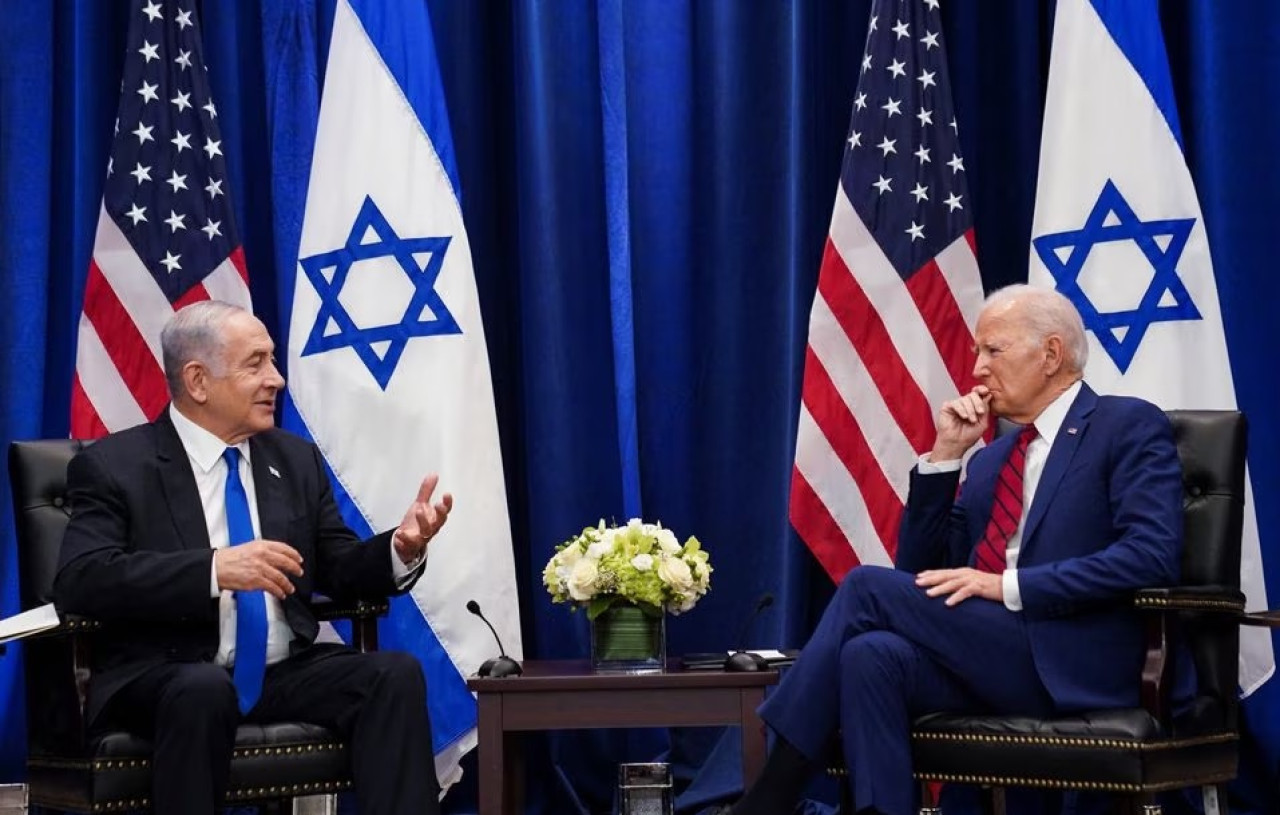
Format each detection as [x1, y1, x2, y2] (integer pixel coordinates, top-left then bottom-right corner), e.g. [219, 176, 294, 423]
[287, 0, 522, 786]
[1029, 0, 1273, 693]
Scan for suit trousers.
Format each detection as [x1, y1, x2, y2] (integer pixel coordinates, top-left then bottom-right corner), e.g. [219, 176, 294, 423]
[96, 643, 440, 815]
[758, 566, 1056, 815]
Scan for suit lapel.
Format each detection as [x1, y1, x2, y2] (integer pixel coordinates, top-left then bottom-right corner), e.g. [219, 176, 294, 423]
[155, 411, 212, 551]
[1021, 384, 1097, 547]
[249, 436, 289, 543]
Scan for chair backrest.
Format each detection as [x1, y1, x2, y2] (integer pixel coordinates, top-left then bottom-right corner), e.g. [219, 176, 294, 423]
[1166, 410, 1246, 728]
[8, 439, 94, 756]
[9, 440, 91, 610]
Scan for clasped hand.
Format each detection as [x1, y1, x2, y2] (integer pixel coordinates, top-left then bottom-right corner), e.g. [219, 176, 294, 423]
[215, 541, 303, 599]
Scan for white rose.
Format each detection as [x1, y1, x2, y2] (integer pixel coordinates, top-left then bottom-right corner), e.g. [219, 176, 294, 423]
[656, 555, 694, 593]
[627, 518, 644, 530]
[586, 541, 612, 560]
[630, 553, 654, 572]
[566, 558, 600, 601]
[656, 529, 681, 554]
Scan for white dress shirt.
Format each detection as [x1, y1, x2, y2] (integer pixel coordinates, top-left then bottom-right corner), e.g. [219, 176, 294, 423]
[169, 405, 422, 668]
[919, 380, 1083, 612]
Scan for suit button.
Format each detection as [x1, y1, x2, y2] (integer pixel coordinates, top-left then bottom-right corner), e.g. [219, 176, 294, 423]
[51, 496, 65, 508]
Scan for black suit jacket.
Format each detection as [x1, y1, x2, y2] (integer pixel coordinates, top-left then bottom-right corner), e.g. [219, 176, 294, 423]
[53, 410, 423, 723]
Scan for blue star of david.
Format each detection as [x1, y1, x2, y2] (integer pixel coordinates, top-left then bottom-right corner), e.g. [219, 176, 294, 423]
[298, 196, 460, 389]
[1032, 180, 1201, 373]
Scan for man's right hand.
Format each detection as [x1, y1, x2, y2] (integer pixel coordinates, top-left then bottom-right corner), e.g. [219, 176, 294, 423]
[214, 541, 304, 599]
[930, 385, 992, 461]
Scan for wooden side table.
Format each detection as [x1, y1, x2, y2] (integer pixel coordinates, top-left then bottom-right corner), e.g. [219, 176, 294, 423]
[467, 659, 779, 815]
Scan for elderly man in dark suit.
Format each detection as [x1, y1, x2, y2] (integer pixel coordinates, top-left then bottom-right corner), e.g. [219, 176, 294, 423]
[55, 300, 451, 815]
[730, 285, 1191, 815]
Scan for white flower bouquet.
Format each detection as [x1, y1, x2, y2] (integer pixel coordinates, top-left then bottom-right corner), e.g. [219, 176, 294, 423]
[542, 518, 712, 619]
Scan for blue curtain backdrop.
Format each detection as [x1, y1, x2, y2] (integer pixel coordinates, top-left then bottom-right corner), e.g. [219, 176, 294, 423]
[2, 1, 1278, 813]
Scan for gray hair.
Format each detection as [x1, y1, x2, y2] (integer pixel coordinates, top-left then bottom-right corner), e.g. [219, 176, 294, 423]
[983, 285, 1089, 373]
[160, 301, 247, 397]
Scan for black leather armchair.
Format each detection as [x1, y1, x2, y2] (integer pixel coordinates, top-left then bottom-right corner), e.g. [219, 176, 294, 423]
[911, 410, 1253, 813]
[828, 410, 1269, 814]
[10, 439, 388, 813]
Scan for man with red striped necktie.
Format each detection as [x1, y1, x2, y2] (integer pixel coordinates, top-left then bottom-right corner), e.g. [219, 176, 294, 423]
[731, 285, 1191, 815]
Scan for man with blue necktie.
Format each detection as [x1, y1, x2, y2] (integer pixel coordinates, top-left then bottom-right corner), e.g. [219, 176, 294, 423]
[55, 300, 449, 815]
[730, 285, 1190, 815]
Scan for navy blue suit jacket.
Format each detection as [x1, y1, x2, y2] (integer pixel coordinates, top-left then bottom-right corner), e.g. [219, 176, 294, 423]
[896, 384, 1189, 712]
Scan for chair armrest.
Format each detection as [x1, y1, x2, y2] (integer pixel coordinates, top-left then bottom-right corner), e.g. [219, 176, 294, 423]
[311, 598, 389, 622]
[1135, 586, 1245, 727]
[1240, 610, 1280, 628]
[311, 599, 389, 654]
[25, 613, 102, 641]
[1134, 586, 1245, 614]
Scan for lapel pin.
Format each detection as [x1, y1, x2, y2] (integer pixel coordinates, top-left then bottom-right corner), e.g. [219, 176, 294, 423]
[268, 465, 281, 479]
[1066, 427, 1078, 435]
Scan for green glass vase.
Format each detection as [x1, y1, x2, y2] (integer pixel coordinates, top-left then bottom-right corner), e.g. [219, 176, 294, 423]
[590, 602, 666, 674]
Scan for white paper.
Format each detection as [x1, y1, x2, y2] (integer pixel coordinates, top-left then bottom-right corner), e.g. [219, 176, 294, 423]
[0, 603, 60, 644]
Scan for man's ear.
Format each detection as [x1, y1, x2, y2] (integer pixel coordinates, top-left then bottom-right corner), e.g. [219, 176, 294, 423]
[1043, 334, 1065, 376]
[183, 361, 209, 404]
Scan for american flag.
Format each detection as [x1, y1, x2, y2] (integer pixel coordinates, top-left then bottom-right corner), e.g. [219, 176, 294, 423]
[790, 0, 985, 579]
[71, 0, 251, 439]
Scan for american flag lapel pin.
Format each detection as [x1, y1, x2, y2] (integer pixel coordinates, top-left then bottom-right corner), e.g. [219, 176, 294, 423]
[268, 465, 281, 479]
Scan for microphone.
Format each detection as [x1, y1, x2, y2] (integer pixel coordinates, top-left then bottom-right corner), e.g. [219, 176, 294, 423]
[724, 592, 774, 672]
[466, 600, 523, 678]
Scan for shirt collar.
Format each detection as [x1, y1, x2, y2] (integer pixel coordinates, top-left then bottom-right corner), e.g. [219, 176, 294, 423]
[1030, 380, 1083, 447]
[168, 404, 250, 474]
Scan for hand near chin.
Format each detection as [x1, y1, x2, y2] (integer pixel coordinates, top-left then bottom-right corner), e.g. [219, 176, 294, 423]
[930, 386, 991, 461]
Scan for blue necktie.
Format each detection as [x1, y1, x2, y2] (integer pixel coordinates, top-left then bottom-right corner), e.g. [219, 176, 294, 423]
[222, 447, 267, 714]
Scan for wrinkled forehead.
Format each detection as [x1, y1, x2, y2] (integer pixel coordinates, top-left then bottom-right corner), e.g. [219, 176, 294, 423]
[975, 303, 1027, 344]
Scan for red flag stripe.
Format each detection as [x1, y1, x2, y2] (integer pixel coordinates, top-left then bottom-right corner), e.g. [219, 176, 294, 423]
[801, 347, 904, 555]
[70, 374, 109, 440]
[81, 262, 170, 420]
[817, 240, 936, 454]
[905, 258, 978, 396]
[789, 467, 861, 582]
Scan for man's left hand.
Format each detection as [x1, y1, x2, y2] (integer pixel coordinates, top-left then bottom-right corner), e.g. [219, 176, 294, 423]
[393, 474, 453, 565]
[916, 567, 1003, 606]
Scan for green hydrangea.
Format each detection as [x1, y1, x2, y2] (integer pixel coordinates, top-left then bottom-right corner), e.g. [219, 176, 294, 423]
[543, 519, 713, 619]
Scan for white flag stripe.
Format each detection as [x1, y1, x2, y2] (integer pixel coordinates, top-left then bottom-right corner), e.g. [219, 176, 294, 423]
[933, 236, 984, 333]
[829, 193, 961, 414]
[794, 406, 895, 567]
[1029, 0, 1272, 693]
[74, 316, 149, 430]
[291, 0, 520, 785]
[90, 206, 178, 364]
[807, 292, 914, 503]
[201, 260, 252, 308]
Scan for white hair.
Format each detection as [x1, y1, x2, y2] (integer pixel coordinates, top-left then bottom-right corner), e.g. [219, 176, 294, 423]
[159, 301, 247, 397]
[983, 285, 1089, 373]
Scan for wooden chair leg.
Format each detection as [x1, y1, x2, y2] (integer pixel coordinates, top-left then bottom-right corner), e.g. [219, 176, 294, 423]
[1118, 792, 1161, 815]
[1201, 785, 1224, 815]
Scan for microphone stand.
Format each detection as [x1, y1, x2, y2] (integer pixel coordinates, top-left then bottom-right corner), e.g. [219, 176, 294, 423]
[467, 600, 523, 677]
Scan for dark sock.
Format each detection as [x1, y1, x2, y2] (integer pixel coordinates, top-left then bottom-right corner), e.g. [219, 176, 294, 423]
[728, 735, 814, 815]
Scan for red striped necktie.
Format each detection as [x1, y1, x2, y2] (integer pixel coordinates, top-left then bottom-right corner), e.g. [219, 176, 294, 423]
[973, 425, 1038, 574]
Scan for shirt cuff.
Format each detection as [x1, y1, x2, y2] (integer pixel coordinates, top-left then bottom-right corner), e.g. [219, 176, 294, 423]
[917, 453, 962, 474]
[210, 554, 220, 599]
[1002, 568, 1022, 611]
[390, 534, 427, 588]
